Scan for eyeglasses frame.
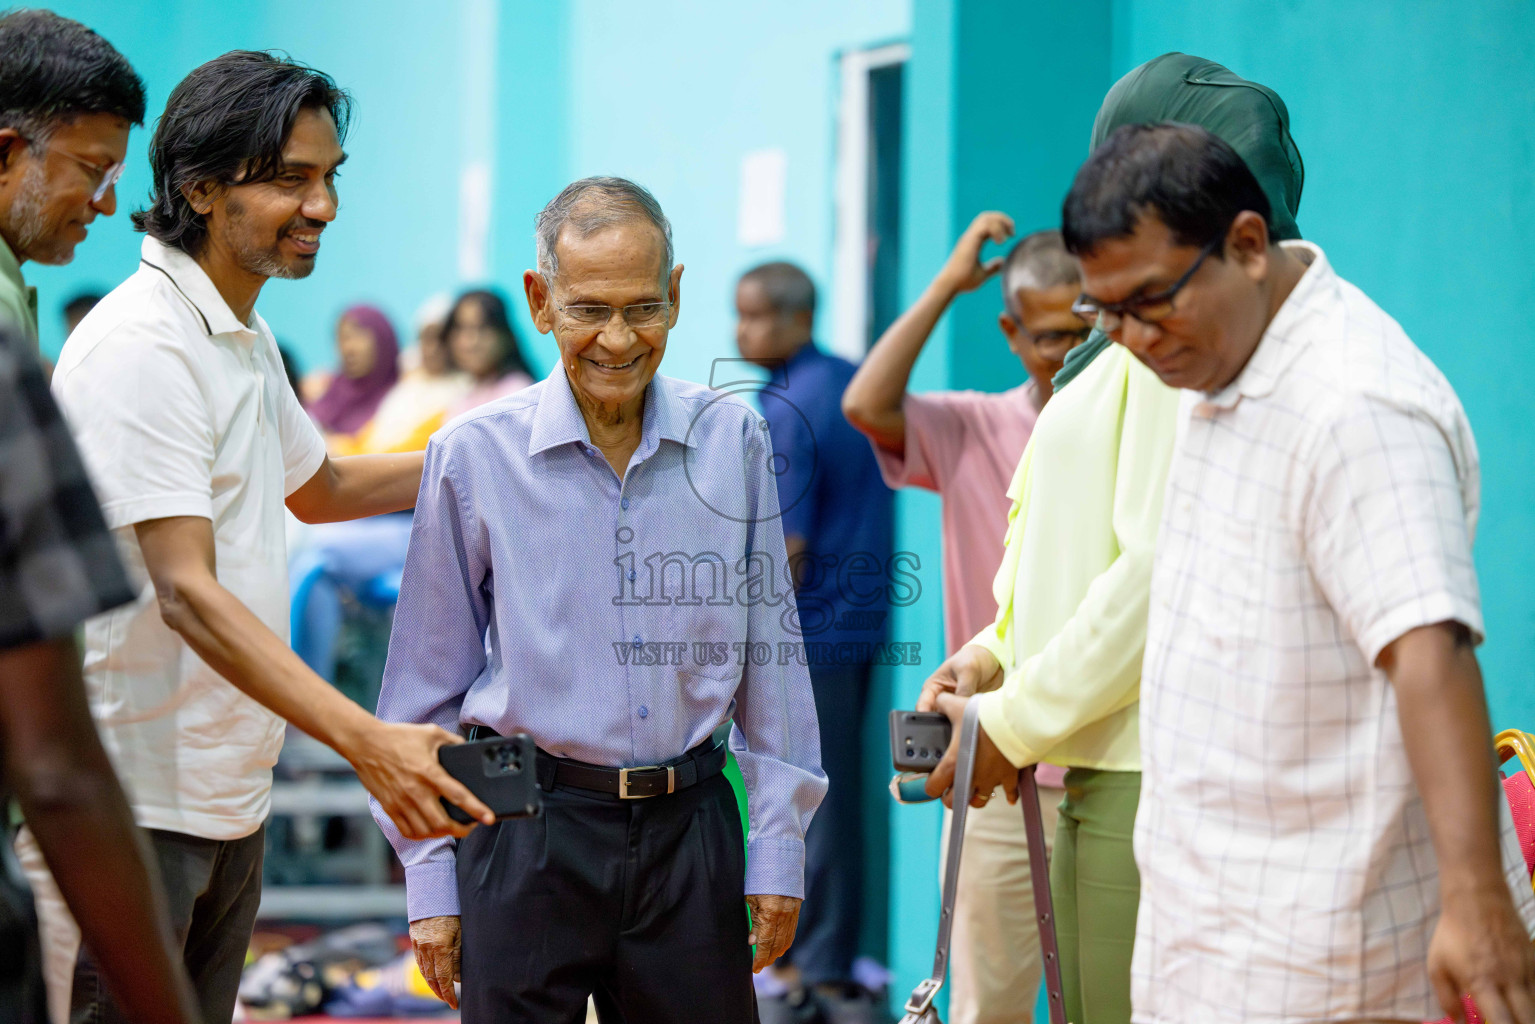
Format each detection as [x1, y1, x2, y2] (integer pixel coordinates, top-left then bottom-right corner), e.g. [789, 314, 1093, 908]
[551, 299, 675, 331]
[1072, 234, 1224, 330]
[29, 136, 124, 204]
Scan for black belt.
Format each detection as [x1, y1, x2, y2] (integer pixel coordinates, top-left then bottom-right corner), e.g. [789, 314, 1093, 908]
[463, 725, 727, 800]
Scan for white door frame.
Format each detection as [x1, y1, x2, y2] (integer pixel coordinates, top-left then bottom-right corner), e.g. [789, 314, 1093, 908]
[829, 42, 910, 361]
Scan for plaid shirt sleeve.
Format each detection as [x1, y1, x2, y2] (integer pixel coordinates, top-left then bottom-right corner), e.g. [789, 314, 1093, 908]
[0, 328, 135, 649]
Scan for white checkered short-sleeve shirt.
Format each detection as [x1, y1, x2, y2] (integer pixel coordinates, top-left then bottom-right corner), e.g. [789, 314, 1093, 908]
[1132, 242, 1535, 1024]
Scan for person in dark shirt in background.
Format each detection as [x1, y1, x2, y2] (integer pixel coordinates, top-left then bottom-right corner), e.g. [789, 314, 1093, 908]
[736, 261, 894, 1024]
[61, 291, 103, 337]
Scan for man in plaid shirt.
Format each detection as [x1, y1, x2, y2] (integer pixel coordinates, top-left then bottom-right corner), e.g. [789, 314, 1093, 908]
[0, 324, 197, 1024]
[1064, 122, 1535, 1023]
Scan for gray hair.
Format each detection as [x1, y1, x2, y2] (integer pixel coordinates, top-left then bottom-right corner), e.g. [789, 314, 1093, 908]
[534, 175, 674, 280]
[737, 260, 816, 317]
[1001, 229, 1080, 310]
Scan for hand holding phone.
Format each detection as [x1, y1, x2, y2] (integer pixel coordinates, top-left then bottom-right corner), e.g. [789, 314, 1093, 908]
[889, 710, 953, 773]
[437, 734, 542, 824]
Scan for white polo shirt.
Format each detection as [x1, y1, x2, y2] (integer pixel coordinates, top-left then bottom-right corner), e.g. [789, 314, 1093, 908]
[51, 236, 326, 841]
[1133, 241, 1535, 1022]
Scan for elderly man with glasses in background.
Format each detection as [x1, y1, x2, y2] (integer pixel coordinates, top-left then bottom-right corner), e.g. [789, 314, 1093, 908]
[377, 176, 826, 1024]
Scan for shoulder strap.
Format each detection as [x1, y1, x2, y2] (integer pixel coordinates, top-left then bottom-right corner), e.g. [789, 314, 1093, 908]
[899, 707, 1072, 1024]
[900, 700, 981, 1018]
[1020, 764, 1068, 1024]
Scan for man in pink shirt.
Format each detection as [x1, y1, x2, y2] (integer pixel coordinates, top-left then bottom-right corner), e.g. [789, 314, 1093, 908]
[843, 212, 1086, 1024]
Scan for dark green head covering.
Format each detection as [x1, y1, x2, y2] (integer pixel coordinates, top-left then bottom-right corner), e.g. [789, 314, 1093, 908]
[1054, 52, 1305, 389]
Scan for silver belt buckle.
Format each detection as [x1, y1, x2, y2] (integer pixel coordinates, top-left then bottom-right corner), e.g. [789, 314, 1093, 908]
[618, 765, 675, 799]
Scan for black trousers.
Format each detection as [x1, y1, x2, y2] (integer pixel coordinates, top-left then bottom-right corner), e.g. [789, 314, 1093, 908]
[790, 661, 870, 986]
[71, 827, 265, 1024]
[457, 771, 758, 1023]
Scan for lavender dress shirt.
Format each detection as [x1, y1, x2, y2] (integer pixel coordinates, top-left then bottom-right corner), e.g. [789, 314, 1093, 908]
[371, 367, 827, 921]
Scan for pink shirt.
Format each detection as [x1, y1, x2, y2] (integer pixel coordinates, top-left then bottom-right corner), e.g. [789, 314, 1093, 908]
[872, 383, 1067, 787]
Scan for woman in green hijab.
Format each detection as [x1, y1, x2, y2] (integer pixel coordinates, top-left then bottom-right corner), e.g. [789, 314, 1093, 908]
[1054, 51, 1304, 389]
[1043, 53, 1305, 1021]
[921, 52, 1305, 1024]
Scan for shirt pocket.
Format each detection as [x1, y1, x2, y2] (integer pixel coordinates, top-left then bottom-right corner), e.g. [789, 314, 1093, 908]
[1186, 511, 1269, 669]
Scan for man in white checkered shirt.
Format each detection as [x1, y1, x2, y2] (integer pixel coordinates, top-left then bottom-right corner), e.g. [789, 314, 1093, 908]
[1062, 122, 1535, 1024]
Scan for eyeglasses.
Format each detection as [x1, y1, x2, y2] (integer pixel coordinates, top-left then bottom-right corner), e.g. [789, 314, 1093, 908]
[1020, 323, 1094, 353]
[1071, 236, 1223, 332]
[554, 301, 674, 329]
[37, 140, 124, 204]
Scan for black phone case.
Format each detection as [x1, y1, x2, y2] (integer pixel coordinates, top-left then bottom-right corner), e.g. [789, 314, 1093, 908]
[438, 734, 543, 824]
[889, 710, 953, 773]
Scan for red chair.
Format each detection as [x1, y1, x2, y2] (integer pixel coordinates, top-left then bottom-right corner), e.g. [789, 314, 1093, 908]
[1425, 729, 1535, 1024]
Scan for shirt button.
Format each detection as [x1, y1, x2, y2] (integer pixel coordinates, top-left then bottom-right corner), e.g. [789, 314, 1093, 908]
[621, 498, 630, 510]
[628, 569, 636, 581]
[638, 706, 649, 719]
[632, 635, 642, 647]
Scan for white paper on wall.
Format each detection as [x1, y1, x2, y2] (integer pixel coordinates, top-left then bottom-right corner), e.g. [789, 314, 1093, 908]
[737, 148, 787, 247]
[458, 160, 491, 281]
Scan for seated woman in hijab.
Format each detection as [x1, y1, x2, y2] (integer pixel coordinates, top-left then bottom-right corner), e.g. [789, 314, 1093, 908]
[331, 295, 472, 456]
[307, 305, 400, 452]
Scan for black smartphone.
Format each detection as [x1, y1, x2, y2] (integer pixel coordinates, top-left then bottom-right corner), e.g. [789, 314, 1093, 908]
[889, 710, 953, 773]
[438, 733, 542, 824]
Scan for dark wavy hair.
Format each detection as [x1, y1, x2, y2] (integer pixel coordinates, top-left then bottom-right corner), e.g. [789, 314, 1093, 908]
[444, 289, 535, 379]
[0, 9, 145, 139]
[132, 51, 351, 257]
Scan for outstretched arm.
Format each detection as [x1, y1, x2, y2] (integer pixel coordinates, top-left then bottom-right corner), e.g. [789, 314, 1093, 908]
[134, 514, 492, 839]
[286, 452, 425, 523]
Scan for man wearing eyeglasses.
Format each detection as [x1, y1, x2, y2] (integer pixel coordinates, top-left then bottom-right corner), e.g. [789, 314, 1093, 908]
[843, 216, 1085, 1024]
[1065, 121, 1535, 1024]
[0, 10, 139, 351]
[916, 55, 1307, 1024]
[379, 177, 825, 1023]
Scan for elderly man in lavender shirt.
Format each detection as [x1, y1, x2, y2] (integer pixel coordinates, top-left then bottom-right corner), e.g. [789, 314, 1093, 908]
[372, 176, 826, 1024]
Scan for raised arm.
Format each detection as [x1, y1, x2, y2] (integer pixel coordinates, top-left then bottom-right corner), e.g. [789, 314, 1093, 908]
[133, 513, 492, 838]
[842, 211, 1015, 453]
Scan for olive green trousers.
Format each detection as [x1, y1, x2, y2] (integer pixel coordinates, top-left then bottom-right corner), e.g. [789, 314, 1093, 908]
[1050, 768, 1142, 1024]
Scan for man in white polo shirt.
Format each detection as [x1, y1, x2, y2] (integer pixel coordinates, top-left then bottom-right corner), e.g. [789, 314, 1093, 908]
[44, 52, 493, 1024]
[1063, 122, 1535, 1023]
